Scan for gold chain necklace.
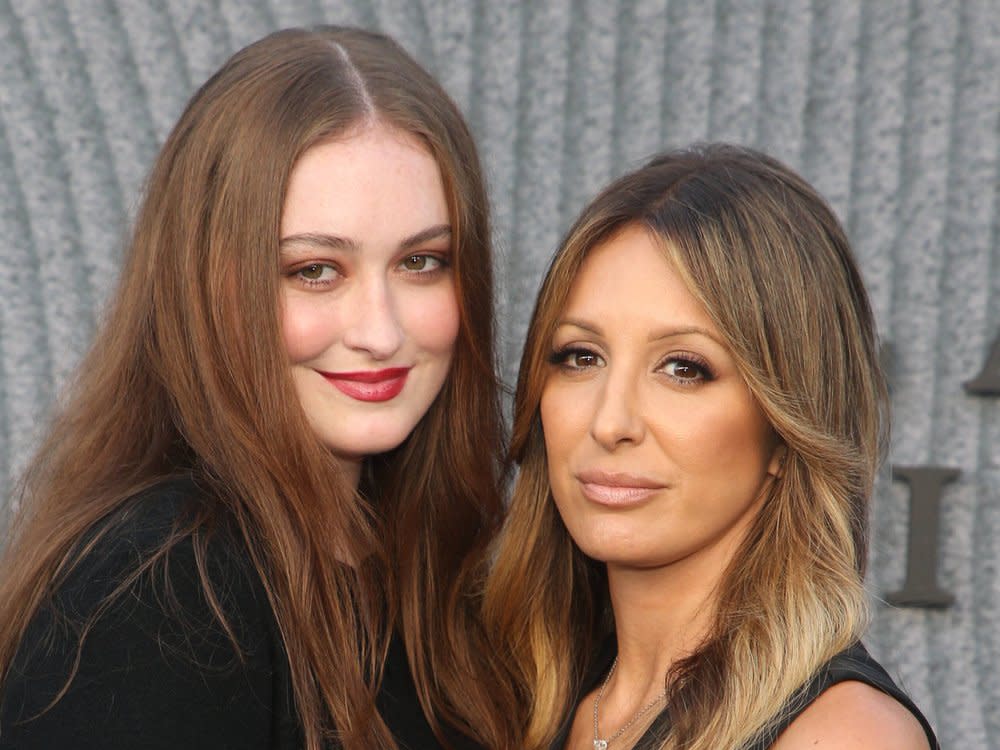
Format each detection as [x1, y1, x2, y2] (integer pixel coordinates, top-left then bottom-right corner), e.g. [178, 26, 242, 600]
[592, 657, 668, 750]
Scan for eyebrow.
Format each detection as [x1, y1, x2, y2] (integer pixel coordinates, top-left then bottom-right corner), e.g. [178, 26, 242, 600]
[279, 233, 358, 253]
[279, 224, 452, 254]
[556, 318, 723, 345]
[399, 224, 452, 250]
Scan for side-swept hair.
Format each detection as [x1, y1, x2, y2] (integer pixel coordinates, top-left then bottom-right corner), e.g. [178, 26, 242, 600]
[0, 26, 510, 750]
[485, 143, 887, 749]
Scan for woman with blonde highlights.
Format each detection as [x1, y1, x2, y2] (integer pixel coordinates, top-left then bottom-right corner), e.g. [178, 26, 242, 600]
[0, 27, 511, 750]
[484, 144, 938, 750]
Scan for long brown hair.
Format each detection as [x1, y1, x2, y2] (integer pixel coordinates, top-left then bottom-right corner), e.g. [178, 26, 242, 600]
[484, 143, 887, 749]
[0, 26, 510, 750]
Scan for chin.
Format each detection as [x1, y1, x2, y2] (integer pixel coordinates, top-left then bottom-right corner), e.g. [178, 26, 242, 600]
[311, 416, 421, 456]
[330, 435, 412, 457]
[570, 528, 679, 569]
[573, 532, 639, 564]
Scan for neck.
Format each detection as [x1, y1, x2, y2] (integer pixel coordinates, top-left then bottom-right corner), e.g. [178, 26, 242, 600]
[590, 498, 768, 746]
[605, 559, 720, 696]
[336, 455, 363, 490]
[602, 494, 762, 697]
[589, 559, 722, 747]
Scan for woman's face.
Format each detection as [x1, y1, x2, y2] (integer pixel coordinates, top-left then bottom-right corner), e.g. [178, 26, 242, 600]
[280, 123, 459, 483]
[540, 224, 782, 574]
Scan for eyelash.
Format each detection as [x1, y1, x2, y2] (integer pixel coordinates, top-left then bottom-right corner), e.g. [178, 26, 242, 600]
[547, 347, 715, 384]
[398, 252, 450, 276]
[290, 262, 340, 288]
[286, 252, 450, 289]
[547, 346, 604, 370]
[659, 354, 715, 384]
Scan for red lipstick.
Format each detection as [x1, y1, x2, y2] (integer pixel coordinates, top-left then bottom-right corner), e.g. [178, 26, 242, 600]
[318, 367, 410, 402]
[574, 469, 667, 507]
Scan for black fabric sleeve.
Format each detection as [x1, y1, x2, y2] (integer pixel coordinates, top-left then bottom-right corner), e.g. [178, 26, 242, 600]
[0, 485, 298, 750]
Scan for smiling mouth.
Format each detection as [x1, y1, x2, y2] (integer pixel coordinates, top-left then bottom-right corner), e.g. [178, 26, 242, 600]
[318, 367, 410, 403]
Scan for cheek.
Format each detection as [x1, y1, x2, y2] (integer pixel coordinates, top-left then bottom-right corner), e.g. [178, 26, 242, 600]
[542, 385, 602, 548]
[667, 400, 775, 483]
[539, 387, 560, 459]
[281, 296, 341, 364]
[716, 406, 774, 470]
[401, 285, 461, 354]
[539, 384, 578, 479]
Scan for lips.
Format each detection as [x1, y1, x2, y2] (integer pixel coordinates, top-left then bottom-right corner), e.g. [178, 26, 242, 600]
[574, 469, 667, 507]
[318, 367, 410, 402]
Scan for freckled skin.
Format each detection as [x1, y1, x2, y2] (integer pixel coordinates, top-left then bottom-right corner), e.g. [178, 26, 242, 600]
[280, 124, 459, 481]
[541, 225, 782, 576]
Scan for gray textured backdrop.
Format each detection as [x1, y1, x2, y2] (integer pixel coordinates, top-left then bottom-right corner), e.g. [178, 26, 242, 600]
[1, 1, 998, 747]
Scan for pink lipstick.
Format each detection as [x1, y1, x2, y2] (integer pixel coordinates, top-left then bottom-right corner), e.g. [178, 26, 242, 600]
[318, 367, 410, 402]
[575, 470, 666, 507]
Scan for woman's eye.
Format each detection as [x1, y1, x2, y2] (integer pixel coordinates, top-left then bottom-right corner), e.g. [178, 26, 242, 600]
[400, 254, 444, 272]
[550, 348, 605, 370]
[294, 263, 339, 284]
[662, 358, 710, 382]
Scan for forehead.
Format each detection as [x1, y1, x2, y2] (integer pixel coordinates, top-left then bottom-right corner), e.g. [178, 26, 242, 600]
[280, 123, 449, 242]
[560, 225, 717, 334]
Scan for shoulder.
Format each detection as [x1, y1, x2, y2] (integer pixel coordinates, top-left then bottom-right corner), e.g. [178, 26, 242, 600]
[1, 476, 290, 748]
[66, 475, 250, 591]
[12, 474, 272, 660]
[771, 679, 931, 750]
[98, 473, 222, 553]
[54, 473, 269, 643]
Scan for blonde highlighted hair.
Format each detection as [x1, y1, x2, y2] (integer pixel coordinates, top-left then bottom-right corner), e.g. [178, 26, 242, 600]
[484, 143, 887, 749]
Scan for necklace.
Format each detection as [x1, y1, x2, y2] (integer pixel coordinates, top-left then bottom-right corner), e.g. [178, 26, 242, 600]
[592, 657, 668, 750]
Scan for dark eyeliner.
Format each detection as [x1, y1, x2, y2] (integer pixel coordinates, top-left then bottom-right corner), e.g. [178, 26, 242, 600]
[662, 352, 715, 382]
[547, 346, 599, 368]
[546, 346, 573, 365]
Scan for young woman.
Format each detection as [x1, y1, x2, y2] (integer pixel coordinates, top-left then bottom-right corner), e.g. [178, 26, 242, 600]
[0, 26, 510, 750]
[484, 144, 939, 750]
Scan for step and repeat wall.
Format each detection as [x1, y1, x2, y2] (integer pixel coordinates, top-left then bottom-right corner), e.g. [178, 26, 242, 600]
[1, 1, 997, 746]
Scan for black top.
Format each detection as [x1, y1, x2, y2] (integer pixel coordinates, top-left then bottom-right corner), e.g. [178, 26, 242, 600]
[552, 640, 939, 750]
[0, 476, 479, 750]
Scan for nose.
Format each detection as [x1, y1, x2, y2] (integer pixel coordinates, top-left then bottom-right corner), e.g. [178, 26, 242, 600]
[341, 274, 404, 360]
[589, 366, 645, 450]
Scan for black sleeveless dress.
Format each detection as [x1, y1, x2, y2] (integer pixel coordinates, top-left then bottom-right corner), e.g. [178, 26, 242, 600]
[551, 641, 939, 750]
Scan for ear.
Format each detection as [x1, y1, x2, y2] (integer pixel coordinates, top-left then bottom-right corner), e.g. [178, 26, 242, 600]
[767, 443, 787, 478]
